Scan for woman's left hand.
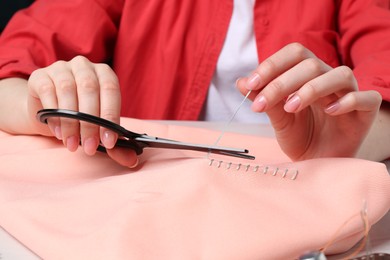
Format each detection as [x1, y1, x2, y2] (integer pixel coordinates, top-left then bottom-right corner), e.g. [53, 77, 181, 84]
[236, 43, 382, 161]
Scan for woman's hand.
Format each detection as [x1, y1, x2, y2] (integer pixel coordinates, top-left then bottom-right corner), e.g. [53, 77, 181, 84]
[27, 56, 138, 168]
[237, 43, 382, 161]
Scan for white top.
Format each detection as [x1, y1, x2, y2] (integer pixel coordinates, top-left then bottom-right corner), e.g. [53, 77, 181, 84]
[201, 0, 269, 123]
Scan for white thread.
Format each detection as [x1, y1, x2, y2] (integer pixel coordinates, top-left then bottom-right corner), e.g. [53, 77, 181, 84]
[209, 159, 214, 166]
[212, 90, 252, 148]
[282, 169, 288, 178]
[227, 162, 232, 169]
[204, 89, 301, 181]
[291, 170, 299, 180]
[217, 160, 223, 168]
[208, 159, 299, 180]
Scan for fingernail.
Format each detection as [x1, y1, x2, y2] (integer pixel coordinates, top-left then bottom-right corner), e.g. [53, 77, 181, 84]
[247, 73, 261, 90]
[252, 95, 267, 112]
[54, 126, 62, 140]
[235, 77, 241, 87]
[83, 137, 99, 156]
[284, 95, 301, 113]
[65, 136, 79, 152]
[128, 157, 139, 169]
[102, 130, 117, 149]
[325, 102, 340, 114]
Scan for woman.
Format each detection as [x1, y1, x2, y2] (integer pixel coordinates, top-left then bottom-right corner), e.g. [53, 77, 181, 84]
[0, 0, 389, 167]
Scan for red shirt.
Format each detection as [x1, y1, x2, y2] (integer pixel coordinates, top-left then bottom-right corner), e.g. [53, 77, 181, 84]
[0, 0, 390, 120]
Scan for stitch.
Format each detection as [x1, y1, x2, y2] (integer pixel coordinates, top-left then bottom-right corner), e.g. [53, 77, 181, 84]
[236, 163, 242, 170]
[291, 170, 299, 180]
[207, 159, 298, 180]
[226, 162, 232, 169]
[282, 169, 288, 178]
[217, 160, 223, 168]
[209, 159, 214, 166]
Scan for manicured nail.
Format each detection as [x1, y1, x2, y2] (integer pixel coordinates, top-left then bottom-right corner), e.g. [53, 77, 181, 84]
[83, 137, 99, 156]
[65, 136, 79, 152]
[246, 73, 261, 90]
[325, 102, 340, 114]
[235, 77, 241, 87]
[128, 157, 139, 169]
[252, 95, 267, 112]
[102, 130, 117, 149]
[284, 95, 301, 113]
[54, 126, 62, 140]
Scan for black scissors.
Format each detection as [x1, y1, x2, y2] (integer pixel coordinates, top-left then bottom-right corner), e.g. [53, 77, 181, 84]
[37, 109, 255, 160]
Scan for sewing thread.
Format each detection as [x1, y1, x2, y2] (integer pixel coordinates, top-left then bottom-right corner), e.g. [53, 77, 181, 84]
[208, 158, 299, 180]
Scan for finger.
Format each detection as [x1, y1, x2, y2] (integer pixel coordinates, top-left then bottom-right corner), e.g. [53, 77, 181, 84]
[284, 66, 357, 113]
[236, 77, 259, 101]
[252, 57, 331, 112]
[243, 43, 317, 91]
[324, 90, 382, 115]
[28, 69, 61, 139]
[48, 60, 80, 152]
[71, 56, 101, 156]
[95, 63, 121, 149]
[106, 147, 139, 168]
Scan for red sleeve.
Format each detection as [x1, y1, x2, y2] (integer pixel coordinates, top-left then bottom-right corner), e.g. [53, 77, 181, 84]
[337, 0, 390, 102]
[0, 0, 124, 79]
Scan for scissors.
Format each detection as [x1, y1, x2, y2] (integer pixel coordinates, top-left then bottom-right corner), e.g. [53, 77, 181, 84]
[37, 109, 255, 160]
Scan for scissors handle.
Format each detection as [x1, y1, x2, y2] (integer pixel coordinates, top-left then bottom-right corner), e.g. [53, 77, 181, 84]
[37, 109, 141, 138]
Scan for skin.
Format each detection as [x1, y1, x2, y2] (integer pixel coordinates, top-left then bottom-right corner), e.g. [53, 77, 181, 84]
[0, 56, 138, 168]
[236, 43, 386, 161]
[0, 43, 388, 167]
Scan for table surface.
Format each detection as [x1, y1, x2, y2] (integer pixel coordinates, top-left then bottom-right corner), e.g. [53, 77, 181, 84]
[0, 121, 389, 259]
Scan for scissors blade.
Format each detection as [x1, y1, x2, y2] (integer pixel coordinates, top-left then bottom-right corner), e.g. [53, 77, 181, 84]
[134, 136, 256, 160]
[36, 109, 255, 160]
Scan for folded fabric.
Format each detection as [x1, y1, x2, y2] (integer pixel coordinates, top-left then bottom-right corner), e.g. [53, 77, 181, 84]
[0, 118, 389, 260]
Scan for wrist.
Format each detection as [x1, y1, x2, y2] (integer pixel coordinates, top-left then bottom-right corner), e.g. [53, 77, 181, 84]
[357, 101, 390, 161]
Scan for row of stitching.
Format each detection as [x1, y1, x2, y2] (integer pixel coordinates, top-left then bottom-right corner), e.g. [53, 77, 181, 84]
[207, 158, 299, 180]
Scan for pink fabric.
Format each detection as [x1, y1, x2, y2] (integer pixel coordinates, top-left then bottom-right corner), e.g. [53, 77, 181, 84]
[0, 119, 389, 259]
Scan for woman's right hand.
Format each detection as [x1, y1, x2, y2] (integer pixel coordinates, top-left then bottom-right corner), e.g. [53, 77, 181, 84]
[27, 55, 139, 168]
